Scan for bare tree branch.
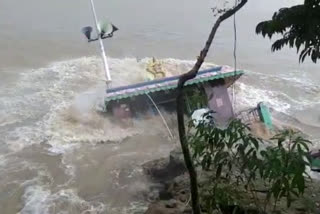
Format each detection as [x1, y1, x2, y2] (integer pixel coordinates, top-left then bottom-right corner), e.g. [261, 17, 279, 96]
[175, 1, 248, 213]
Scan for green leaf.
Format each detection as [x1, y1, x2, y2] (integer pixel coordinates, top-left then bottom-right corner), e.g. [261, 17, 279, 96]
[298, 141, 310, 152]
[216, 164, 223, 178]
[296, 175, 305, 194]
[260, 150, 267, 157]
[245, 148, 255, 158]
[272, 180, 282, 200]
[251, 137, 260, 149]
[287, 192, 292, 208]
[214, 130, 220, 145]
[256, 2, 320, 64]
[228, 161, 232, 171]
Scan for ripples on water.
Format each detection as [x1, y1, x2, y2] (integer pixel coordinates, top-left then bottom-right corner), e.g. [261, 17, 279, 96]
[0, 57, 319, 213]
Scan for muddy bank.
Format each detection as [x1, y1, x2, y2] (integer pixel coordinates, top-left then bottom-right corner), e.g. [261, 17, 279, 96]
[142, 147, 320, 214]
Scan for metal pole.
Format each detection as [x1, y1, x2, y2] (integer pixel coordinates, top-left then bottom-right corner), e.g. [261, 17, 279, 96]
[89, 0, 112, 84]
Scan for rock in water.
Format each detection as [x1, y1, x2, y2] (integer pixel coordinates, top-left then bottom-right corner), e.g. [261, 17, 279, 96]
[142, 147, 186, 182]
[145, 200, 188, 214]
[143, 147, 191, 214]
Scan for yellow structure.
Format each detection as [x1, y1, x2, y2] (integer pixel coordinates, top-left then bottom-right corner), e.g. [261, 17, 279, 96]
[145, 57, 168, 80]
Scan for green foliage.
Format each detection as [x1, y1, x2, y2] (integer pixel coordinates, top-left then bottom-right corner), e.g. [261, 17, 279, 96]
[188, 119, 312, 213]
[256, 0, 320, 63]
[184, 86, 208, 114]
[261, 130, 312, 208]
[200, 181, 243, 214]
[189, 119, 261, 174]
[189, 120, 263, 212]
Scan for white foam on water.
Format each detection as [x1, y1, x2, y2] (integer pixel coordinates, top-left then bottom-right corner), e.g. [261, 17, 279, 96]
[109, 201, 147, 214]
[1, 56, 319, 214]
[2, 56, 317, 155]
[1, 57, 317, 146]
[276, 73, 320, 109]
[236, 82, 291, 113]
[19, 185, 51, 214]
[17, 162, 106, 214]
[2, 56, 200, 154]
[242, 69, 320, 111]
[20, 186, 106, 214]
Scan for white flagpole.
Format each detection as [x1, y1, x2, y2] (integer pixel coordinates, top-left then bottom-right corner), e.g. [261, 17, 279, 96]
[89, 0, 112, 84]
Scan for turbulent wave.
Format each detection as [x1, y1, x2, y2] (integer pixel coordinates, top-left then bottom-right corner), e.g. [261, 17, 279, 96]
[0, 57, 219, 154]
[0, 56, 319, 153]
[0, 56, 319, 214]
[20, 187, 106, 214]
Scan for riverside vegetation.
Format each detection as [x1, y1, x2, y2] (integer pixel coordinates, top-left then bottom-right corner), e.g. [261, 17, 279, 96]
[187, 118, 317, 213]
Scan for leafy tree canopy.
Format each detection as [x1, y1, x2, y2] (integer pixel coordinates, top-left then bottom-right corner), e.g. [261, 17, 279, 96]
[256, 0, 320, 63]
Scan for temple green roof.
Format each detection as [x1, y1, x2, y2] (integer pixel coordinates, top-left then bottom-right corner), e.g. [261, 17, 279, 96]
[105, 66, 243, 102]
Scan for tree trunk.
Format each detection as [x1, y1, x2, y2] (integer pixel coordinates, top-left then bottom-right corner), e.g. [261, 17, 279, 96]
[175, 1, 248, 213]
